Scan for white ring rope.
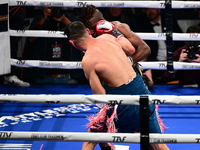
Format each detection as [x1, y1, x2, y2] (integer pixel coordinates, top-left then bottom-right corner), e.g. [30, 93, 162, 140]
[9, 30, 200, 41]
[0, 94, 200, 105]
[8, 0, 200, 9]
[11, 59, 200, 70]
[0, 131, 199, 143]
[11, 59, 83, 69]
[5, 1, 200, 146]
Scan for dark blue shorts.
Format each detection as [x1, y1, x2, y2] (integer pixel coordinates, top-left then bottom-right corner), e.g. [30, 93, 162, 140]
[104, 73, 161, 133]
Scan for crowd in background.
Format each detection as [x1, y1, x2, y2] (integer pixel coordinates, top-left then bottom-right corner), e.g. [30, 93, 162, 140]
[1, 6, 200, 89]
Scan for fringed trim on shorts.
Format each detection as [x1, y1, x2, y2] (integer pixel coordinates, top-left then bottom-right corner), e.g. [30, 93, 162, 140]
[155, 105, 169, 133]
[86, 104, 118, 148]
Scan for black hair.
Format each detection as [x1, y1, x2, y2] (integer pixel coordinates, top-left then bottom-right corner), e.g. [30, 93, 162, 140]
[186, 25, 200, 33]
[64, 21, 86, 41]
[77, 4, 98, 27]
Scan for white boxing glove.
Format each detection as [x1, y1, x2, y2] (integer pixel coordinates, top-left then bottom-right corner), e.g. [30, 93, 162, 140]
[96, 20, 123, 39]
[96, 20, 116, 35]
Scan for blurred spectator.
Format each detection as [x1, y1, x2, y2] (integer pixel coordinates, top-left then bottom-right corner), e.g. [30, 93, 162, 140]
[197, 9, 200, 27]
[165, 25, 200, 85]
[23, 6, 80, 84]
[3, 6, 30, 87]
[138, 8, 184, 84]
[0, 4, 8, 32]
[102, 7, 140, 32]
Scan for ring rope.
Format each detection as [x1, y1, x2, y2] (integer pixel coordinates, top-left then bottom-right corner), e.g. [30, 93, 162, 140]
[9, 30, 200, 41]
[8, 0, 200, 9]
[0, 131, 199, 143]
[0, 94, 200, 105]
[4, 1, 199, 148]
[11, 59, 200, 70]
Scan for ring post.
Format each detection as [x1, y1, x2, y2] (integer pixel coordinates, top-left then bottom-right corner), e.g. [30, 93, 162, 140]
[140, 95, 150, 150]
[165, 0, 174, 77]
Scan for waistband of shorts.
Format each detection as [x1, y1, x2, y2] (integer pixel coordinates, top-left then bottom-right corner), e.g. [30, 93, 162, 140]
[105, 72, 141, 93]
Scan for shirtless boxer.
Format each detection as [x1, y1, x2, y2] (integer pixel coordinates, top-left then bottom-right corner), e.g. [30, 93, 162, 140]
[78, 5, 150, 63]
[64, 21, 169, 150]
[78, 4, 154, 90]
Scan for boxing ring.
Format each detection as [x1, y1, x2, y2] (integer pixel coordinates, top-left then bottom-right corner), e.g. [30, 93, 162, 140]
[1, 0, 200, 150]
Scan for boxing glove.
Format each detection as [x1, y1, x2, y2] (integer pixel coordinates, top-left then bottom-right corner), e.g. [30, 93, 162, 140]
[96, 20, 123, 39]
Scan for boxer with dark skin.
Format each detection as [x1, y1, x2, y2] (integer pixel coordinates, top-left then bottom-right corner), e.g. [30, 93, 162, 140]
[78, 5, 151, 64]
[78, 5, 155, 90]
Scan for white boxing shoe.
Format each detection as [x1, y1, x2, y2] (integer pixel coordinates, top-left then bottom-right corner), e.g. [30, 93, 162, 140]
[4, 75, 30, 88]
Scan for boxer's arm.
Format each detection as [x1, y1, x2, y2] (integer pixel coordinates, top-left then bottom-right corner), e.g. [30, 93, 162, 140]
[117, 36, 135, 56]
[82, 129, 98, 150]
[112, 21, 151, 63]
[127, 32, 151, 63]
[82, 59, 106, 95]
[96, 20, 135, 55]
[89, 69, 106, 94]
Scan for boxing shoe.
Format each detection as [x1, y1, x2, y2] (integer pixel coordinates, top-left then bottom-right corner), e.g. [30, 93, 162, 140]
[4, 75, 30, 88]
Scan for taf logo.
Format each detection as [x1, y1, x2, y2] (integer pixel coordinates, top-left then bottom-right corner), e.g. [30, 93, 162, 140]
[160, 3, 165, 7]
[158, 33, 166, 37]
[77, 2, 87, 7]
[109, 100, 123, 105]
[152, 99, 166, 104]
[159, 63, 166, 68]
[76, 62, 82, 67]
[16, 1, 27, 5]
[0, 132, 13, 138]
[48, 30, 57, 34]
[196, 138, 200, 143]
[189, 34, 198, 38]
[112, 136, 126, 142]
[16, 60, 26, 65]
[17, 30, 25, 33]
[195, 100, 200, 104]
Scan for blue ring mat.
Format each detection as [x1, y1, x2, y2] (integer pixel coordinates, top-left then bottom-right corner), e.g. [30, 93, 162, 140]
[0, 84, 200, 150]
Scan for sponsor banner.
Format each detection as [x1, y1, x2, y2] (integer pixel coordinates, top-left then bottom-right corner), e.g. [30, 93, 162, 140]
[31, 134, 65, 140]
[9, 30, 200, 41]
[150, 134, 200, 143]
[173, 1, 200, 8]
[0, 131, 200, 143]
[10, 59, 200, 70]
[150, 138, 177, 143]
[173, 33, 200, 41]
[140, 61, 200, 70]
[8, 0, 200, 9]
[0, 94, 200, 107]
[11, 59, 82, 69]
[9, 0, 163, 8]
[149, 95, 200, 105]
[9, 29, 66, 38]
[0, 94, 140, 105]
[0, 131, 141, 143]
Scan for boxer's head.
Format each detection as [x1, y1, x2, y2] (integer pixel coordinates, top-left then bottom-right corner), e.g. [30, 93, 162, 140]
[64, 21, 90, 51]
[78, 5, 104, 37]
